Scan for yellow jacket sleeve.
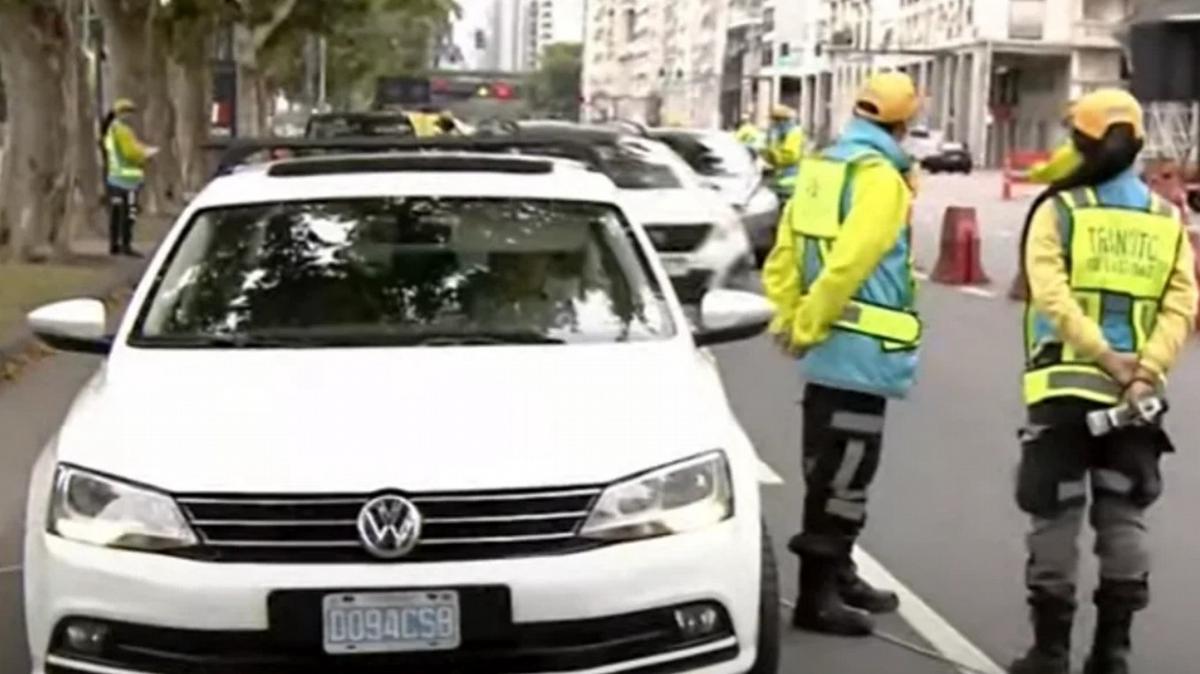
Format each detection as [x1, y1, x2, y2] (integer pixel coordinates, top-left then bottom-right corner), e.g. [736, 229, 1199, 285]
[114, 123, 147, 165]
[1139, 225, 1198, 377]
[790, 161, 910, 347]
[1025, 200, 1110, 359]
[761, 198, 799, 335]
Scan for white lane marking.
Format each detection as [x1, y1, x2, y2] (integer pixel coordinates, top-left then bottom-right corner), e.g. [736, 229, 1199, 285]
[757, 457, 785, 485]
[959, 286, 998, 299]
[0, 564, 21, 575]
[852, 546, 1005, 674]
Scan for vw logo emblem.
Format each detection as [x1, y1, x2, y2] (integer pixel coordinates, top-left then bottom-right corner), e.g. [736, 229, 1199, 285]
[356, 495, 422, 559]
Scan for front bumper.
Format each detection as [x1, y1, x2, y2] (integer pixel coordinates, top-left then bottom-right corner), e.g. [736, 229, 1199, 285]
[27, 520, 760, 674]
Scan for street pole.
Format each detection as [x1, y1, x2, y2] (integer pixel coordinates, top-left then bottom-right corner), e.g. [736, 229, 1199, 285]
[318, 36, 328, 111]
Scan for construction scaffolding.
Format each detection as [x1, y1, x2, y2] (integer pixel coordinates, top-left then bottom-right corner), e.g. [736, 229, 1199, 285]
[1143, 101, 1200, 165]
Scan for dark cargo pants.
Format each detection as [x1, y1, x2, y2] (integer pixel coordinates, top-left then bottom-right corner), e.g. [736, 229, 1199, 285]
[1016, 400, 1170, 611]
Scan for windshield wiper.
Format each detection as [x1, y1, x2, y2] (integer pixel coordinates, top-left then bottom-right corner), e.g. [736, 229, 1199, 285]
[134, 334, 334, 348]
[416, 332, 565, 346]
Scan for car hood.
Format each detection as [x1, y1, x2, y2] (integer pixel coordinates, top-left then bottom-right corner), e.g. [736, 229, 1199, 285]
[618, 188, 730, 225]
[57, 342, 735, 493]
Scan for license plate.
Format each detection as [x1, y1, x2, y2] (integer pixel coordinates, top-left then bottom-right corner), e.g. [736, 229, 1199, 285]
[661, 256, 690, 276]
[322, 590, 461, 654]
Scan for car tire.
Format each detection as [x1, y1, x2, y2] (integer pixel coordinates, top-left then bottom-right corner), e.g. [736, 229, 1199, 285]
[747, 523, 781, 674]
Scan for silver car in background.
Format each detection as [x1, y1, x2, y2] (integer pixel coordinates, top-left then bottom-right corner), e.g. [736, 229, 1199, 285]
[651, 129, 780, 265]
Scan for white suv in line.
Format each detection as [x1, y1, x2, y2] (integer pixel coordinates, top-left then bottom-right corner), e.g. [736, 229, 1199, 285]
[23, 151, 780, 674]
[511, 123, 754, 304]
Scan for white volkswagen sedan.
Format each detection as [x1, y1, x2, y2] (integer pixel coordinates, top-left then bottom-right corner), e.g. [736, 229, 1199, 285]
[23, 151, 779, 673]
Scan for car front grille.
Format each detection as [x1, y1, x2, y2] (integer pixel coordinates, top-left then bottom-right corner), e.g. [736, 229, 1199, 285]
[644, 224, 712, 252]
[46, 602, 738, 673]
[171, 486, 603, 563]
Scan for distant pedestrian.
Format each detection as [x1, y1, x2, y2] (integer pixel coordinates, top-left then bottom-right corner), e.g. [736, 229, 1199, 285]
[762, 71, 923, 636]
[103, 98, 157, 257]
[761, 105, 804, 199]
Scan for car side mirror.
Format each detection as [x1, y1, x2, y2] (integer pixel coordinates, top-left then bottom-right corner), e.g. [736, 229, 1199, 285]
[27, 298, 113, 355]
[692, 289, 773, 346]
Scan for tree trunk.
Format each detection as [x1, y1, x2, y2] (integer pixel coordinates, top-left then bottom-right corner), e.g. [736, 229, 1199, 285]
[0, 3, 67, 262]
[95, 0, 149, 110]
[171, 38, 213, 196]
[56, 0, 103, 258]
[232, 24, 263, 138]
[141, 8, 182, 215]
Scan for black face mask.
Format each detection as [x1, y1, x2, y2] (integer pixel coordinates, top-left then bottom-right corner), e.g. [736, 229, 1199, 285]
[1016, 124, 1144, 284]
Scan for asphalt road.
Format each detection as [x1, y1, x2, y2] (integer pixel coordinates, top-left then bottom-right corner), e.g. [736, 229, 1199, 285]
[3, 174, 1200, 673]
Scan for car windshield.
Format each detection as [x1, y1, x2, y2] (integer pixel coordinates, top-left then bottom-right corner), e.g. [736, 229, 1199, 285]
[594, 139, 684, 189]
[659, 133, 755, 177]
[306, 115, 415, 138]
[131, 198, 675, 347]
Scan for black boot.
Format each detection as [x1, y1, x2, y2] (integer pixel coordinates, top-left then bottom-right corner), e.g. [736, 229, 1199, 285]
[1009, 598, 1073, 674]
[839, 565, 900, 614]
[1083, 581, 1142, 674]
[792, 556, 874, 636]
[1081, 611, 1131, 674]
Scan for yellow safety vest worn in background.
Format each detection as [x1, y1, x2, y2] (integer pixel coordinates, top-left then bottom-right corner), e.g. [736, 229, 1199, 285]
[104, 120, 146, 189]
[1024, 186, 1184, 405]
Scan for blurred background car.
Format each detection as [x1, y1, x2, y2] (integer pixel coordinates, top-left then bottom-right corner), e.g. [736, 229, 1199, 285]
[649, 129, 780, 265]
[920, 141, 973, 174]
[504, 122, 754, 304]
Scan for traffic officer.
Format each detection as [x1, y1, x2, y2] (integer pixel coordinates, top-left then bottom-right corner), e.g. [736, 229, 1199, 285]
[762, 105, 805, 199]
[735, 113, 763, 151]
[103, 98, 156, 257]
[1011, 88, 1197, 674]
[762, 71, 923, 636]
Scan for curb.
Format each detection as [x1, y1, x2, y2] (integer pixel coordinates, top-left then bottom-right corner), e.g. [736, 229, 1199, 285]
[0, 259, 149, 379]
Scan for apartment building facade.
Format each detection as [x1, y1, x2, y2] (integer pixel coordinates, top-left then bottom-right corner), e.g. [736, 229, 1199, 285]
[779, 0, 1133, 163]
[582, 0, 728, 127]
[528, 0, 586, 68]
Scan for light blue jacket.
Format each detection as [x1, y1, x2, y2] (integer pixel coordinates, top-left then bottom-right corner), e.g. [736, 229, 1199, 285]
[799, 117, 919, 399]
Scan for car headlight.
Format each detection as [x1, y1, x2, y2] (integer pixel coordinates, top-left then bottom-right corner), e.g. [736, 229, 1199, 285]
[48, 465, 197, 551]
[580, 452, 733, 541]
[744, 186, 779, 216]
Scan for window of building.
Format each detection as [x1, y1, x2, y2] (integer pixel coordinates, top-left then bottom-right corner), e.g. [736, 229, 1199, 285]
[763, 7, 774, 32]
[624, 8, 636, 40]
[780, 42, 790, 58]
[762, 40, 773, 66]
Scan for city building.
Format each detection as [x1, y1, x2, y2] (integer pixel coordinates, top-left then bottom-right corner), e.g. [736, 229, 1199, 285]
[778, 0, 1134, 164]
[528, 0, 586, 67]
[583, 0, 727, 127]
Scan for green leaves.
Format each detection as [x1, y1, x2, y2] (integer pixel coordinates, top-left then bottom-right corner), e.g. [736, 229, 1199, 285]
[527, 42, 583, 119]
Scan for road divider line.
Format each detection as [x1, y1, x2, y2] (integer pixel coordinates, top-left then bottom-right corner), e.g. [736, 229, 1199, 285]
[853, 546, 1004, 674]
[757, 457, 785, 485]
[959, 286, 998, 299]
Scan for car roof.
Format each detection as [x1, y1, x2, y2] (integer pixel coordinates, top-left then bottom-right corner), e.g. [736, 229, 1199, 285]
[191, 151, 622, 210]
[513, 121, 631, 143]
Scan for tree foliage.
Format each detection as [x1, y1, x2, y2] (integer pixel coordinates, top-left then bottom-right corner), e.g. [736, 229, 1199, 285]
[526, 42, 582, 120]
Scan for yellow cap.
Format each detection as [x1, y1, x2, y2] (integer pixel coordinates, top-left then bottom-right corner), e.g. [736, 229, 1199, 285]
[1068, 88, 1144, 140]
[854, 72, 919, 124]
[113, 98, 137, 113]
[770, 105, 796, 120]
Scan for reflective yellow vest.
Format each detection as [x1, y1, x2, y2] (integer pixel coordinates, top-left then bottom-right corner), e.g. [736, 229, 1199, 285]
[790, 155, 922, 352]
[104, 121, 145, 188]
[1023, 186, 1181, 405]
